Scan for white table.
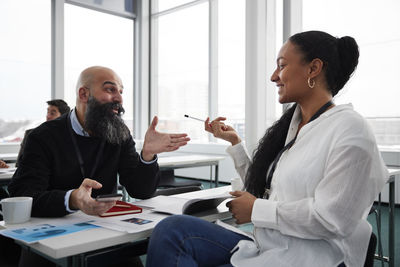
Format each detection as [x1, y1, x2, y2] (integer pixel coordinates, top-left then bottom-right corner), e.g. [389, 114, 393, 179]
[158, 154, 225, 187]
[0, 167, 16, 186]
[0, 153, 18, 163]
[379, 168, 400, 267]
[0, 186, 232, 267]
[3, 168, 398, 266]
[0, 154, 225, 188]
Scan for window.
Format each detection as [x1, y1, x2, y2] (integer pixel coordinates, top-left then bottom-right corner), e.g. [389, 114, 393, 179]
[151, 0, 246, 142]
[64, 4, 134, 131]
[302, 0, 400, 147]
[152, 1, 209, 142]
[0, 0, 51, 142]
[218, 0, 246, 139]
[153, 0, 196, 12]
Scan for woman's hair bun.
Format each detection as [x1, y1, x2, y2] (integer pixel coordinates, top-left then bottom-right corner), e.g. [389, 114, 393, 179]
[336, 36, 359, 90]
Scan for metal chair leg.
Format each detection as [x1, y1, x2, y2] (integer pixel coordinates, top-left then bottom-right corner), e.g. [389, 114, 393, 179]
[372, 207, 384, 267]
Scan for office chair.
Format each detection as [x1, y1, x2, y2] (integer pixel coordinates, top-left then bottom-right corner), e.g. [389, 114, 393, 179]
[364, 232, 377, 267]
[337, 232, 376, 267]
[83, 241, 147, 267]
[0, 188, 21, 266]
[157, 169, 203, 188]
[369, 206, 384, 267]
[153, 185, 202, 197]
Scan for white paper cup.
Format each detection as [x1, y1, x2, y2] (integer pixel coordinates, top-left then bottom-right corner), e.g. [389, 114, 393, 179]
[0, 197, 32, 224]
[231, 178, 243, 191]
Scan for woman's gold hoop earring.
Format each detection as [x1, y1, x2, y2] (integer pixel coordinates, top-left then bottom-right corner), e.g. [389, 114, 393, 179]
[308, 77, 315, 88]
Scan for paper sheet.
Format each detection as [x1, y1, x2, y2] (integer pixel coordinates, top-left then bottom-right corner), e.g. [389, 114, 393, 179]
[0, 220, 99, 244]
[90, 210, 168, 233]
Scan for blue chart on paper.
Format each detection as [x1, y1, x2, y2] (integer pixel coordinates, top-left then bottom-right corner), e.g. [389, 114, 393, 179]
[0, 221, 99, 243]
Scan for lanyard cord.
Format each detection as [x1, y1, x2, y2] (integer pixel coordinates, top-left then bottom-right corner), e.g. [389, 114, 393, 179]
[67, 112, 105, 179]
[263, 100, 333, 199]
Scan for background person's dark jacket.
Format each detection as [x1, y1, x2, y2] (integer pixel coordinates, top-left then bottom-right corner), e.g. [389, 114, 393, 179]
[16, 128, 33, 167]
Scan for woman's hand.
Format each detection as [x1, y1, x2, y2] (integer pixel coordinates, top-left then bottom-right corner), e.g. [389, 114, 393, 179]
[226, 191, 256, 224]
[205, 117, 241, 145]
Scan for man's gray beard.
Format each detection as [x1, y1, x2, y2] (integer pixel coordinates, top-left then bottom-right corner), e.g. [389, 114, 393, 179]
[84, 96, 131, 145]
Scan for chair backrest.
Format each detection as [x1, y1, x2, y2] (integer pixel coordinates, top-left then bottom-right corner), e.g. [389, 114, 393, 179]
[153, 186, 202, 197]
[364, 232, 377, 267]
[158, 169, 203, 188]
[337, 232, 377, 267]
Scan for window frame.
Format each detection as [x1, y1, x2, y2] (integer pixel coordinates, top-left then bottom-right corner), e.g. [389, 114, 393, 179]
[51, 0, 138, 135]
[149, 0, 280, 151]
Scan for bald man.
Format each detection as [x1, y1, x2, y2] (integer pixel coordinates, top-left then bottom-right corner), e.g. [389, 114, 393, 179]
[9, 66, 190, 218]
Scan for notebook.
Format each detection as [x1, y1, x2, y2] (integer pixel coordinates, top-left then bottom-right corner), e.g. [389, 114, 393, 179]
[99, 200, 142, 217]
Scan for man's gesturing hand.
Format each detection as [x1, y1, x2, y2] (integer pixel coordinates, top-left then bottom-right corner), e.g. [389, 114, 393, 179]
[142, 116, 190, 161]
[70, 178, 116, 216]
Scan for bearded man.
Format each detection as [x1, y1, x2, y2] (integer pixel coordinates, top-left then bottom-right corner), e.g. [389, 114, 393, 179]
[9, 66, 190, 218]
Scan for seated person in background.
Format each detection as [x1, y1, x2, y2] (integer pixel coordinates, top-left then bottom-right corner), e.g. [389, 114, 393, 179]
[0, 160, 8, 168]
[16, 99, 71, 166]
[9, 66, 190, 267]
[45, 99, 71, 121]
[146, 31, 388, 267]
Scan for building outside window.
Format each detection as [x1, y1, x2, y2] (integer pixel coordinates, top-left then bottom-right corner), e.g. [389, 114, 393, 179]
[302, 0, 400, 148]
[151, 0, 246, 143]
[64, 3, 134, 131]
[0, 1, 135, 142]
[0, 0, 51, 142]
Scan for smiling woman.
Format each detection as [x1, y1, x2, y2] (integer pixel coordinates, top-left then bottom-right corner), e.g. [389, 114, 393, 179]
[145, 31, 388, 267]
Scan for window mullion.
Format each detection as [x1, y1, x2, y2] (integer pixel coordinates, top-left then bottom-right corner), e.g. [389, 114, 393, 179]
[209, 0, 218, 142]
[51, 0, 64, 99]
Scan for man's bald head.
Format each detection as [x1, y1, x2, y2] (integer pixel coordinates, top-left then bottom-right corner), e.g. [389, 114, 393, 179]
[75, 66, 120, 94]
[74, 66, 125, 127]
[74, 66, 129, 144]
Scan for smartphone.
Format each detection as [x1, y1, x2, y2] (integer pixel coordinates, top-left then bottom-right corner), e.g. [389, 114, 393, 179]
[95, 193, 122, 202]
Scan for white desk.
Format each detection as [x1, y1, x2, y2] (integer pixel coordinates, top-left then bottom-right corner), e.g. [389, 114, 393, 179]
[158, 154, 225, 187]
[0, 153, 18, 163]
[0, 154, 225, 188]
[380, 168, 400, 267]
[3, 168, 398, 266]
[0, 167, 16, 186]
[0, 186, 232, 266]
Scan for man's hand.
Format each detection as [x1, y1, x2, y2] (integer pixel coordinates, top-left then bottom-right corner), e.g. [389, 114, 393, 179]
[69, 178, 116, 216]
[205, 117, 241, 145]
[226, 191, 256, 224]
[142, 116, 190, 161]
[0, 160, 9, 168]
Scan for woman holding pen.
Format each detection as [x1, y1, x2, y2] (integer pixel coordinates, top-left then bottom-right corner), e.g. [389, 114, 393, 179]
[146, 30, 388, 267]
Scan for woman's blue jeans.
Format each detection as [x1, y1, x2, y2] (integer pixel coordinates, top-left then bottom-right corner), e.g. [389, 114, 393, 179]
[146, 215, 252, 267]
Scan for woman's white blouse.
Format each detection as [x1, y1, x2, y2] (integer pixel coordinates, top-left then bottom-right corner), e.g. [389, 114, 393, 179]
[225, 104, 388, 267]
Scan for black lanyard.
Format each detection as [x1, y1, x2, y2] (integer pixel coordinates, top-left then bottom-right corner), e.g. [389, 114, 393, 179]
[67, 111, 105, 179]
[263, 100, 333, 199]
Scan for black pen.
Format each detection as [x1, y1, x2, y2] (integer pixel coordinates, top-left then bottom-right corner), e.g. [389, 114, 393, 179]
[184, 114, 205, 122]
